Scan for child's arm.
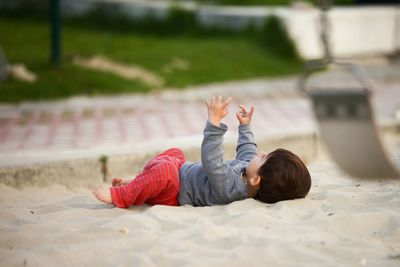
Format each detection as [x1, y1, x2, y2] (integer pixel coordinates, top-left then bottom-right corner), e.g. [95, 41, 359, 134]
[235, 105, 257, 162]
[202, 96, 233, 195]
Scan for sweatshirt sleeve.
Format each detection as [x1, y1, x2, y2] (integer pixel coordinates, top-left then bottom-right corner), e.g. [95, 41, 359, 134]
[201, 121, 230, 195]
[235, 124, 257, 162]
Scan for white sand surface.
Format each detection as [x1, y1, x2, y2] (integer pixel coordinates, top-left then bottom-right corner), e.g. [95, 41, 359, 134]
[1, 161, 400, 267]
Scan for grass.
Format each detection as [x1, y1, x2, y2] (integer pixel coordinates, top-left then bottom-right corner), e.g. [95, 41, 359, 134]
[0, 15, 302, 103]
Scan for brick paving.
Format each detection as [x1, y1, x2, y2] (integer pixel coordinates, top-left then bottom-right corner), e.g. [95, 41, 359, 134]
[0, 75, 399, 167]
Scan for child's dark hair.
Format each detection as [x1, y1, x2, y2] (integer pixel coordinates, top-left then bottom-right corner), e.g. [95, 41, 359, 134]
[256, 148, 311, 204]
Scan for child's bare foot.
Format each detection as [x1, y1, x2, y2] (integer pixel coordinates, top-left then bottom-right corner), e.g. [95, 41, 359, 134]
[92, 186, 113, 204]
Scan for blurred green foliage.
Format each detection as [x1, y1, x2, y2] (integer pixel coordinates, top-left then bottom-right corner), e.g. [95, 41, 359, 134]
[259, 16, 300, 60]
[66, 6, 238, 37]
[0, 6, 302, 103]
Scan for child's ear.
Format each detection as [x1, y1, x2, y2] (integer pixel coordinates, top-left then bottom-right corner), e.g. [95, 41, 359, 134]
[250, 176, 261, 187]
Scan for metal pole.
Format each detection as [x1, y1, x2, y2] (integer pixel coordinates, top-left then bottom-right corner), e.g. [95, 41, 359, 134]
[319, 0, 332, 63]
[50, 0, 62, 66]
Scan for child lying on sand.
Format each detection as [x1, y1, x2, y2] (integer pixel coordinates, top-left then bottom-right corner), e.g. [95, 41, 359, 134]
[93, 96, 311, 207]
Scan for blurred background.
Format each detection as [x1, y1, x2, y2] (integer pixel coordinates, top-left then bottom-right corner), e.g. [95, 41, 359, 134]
[0, 0, 399, 189]
[0, 0, 398, 103]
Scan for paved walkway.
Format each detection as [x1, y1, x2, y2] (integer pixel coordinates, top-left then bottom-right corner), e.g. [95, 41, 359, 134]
[0, 66, 399, 167]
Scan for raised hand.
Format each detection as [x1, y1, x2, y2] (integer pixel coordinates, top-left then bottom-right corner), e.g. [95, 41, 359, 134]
[205, 96, 232, 127]
[236, 105, 254, 125]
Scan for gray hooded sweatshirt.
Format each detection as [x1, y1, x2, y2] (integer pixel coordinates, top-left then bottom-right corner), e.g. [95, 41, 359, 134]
[178, 121, 257, 206]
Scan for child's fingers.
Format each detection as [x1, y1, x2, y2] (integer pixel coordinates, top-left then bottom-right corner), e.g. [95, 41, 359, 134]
[236, 111, 242, 120]
[238, 105, 249, 117]
[222, 97, 232, 108]
[206, 96, 231, 112]
[212, 96, 217, 105]
[205, 96, 215, 107]
[248, 106, 255, 117]
[238, 104, 247, 113]
[205, 97, 214, 108]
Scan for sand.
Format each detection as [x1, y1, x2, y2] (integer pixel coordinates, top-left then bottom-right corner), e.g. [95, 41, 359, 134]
[1, 158, 400, 267]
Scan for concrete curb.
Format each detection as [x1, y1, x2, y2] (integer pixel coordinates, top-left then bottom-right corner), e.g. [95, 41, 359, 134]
[0, 132, 317, 189]
[1, 121, 398, 189]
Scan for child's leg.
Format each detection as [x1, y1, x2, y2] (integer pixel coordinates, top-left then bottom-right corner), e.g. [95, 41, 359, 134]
[111, 161, 180, 207]
[142, 148, 185, 171]
[108, 148, 185, 208]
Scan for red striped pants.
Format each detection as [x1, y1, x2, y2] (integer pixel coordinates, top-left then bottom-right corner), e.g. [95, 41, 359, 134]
[110, 148, 185, 208]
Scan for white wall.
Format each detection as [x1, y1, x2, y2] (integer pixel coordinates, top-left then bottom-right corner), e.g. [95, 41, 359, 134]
[193, 5, 400, 59]
[198, 6, 400, 59]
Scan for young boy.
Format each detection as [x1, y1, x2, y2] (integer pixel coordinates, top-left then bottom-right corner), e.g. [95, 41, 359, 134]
[93, 96, 311, 207]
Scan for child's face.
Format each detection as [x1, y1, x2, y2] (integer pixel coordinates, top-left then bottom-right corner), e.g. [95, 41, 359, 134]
[245, 151, 269, 181]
